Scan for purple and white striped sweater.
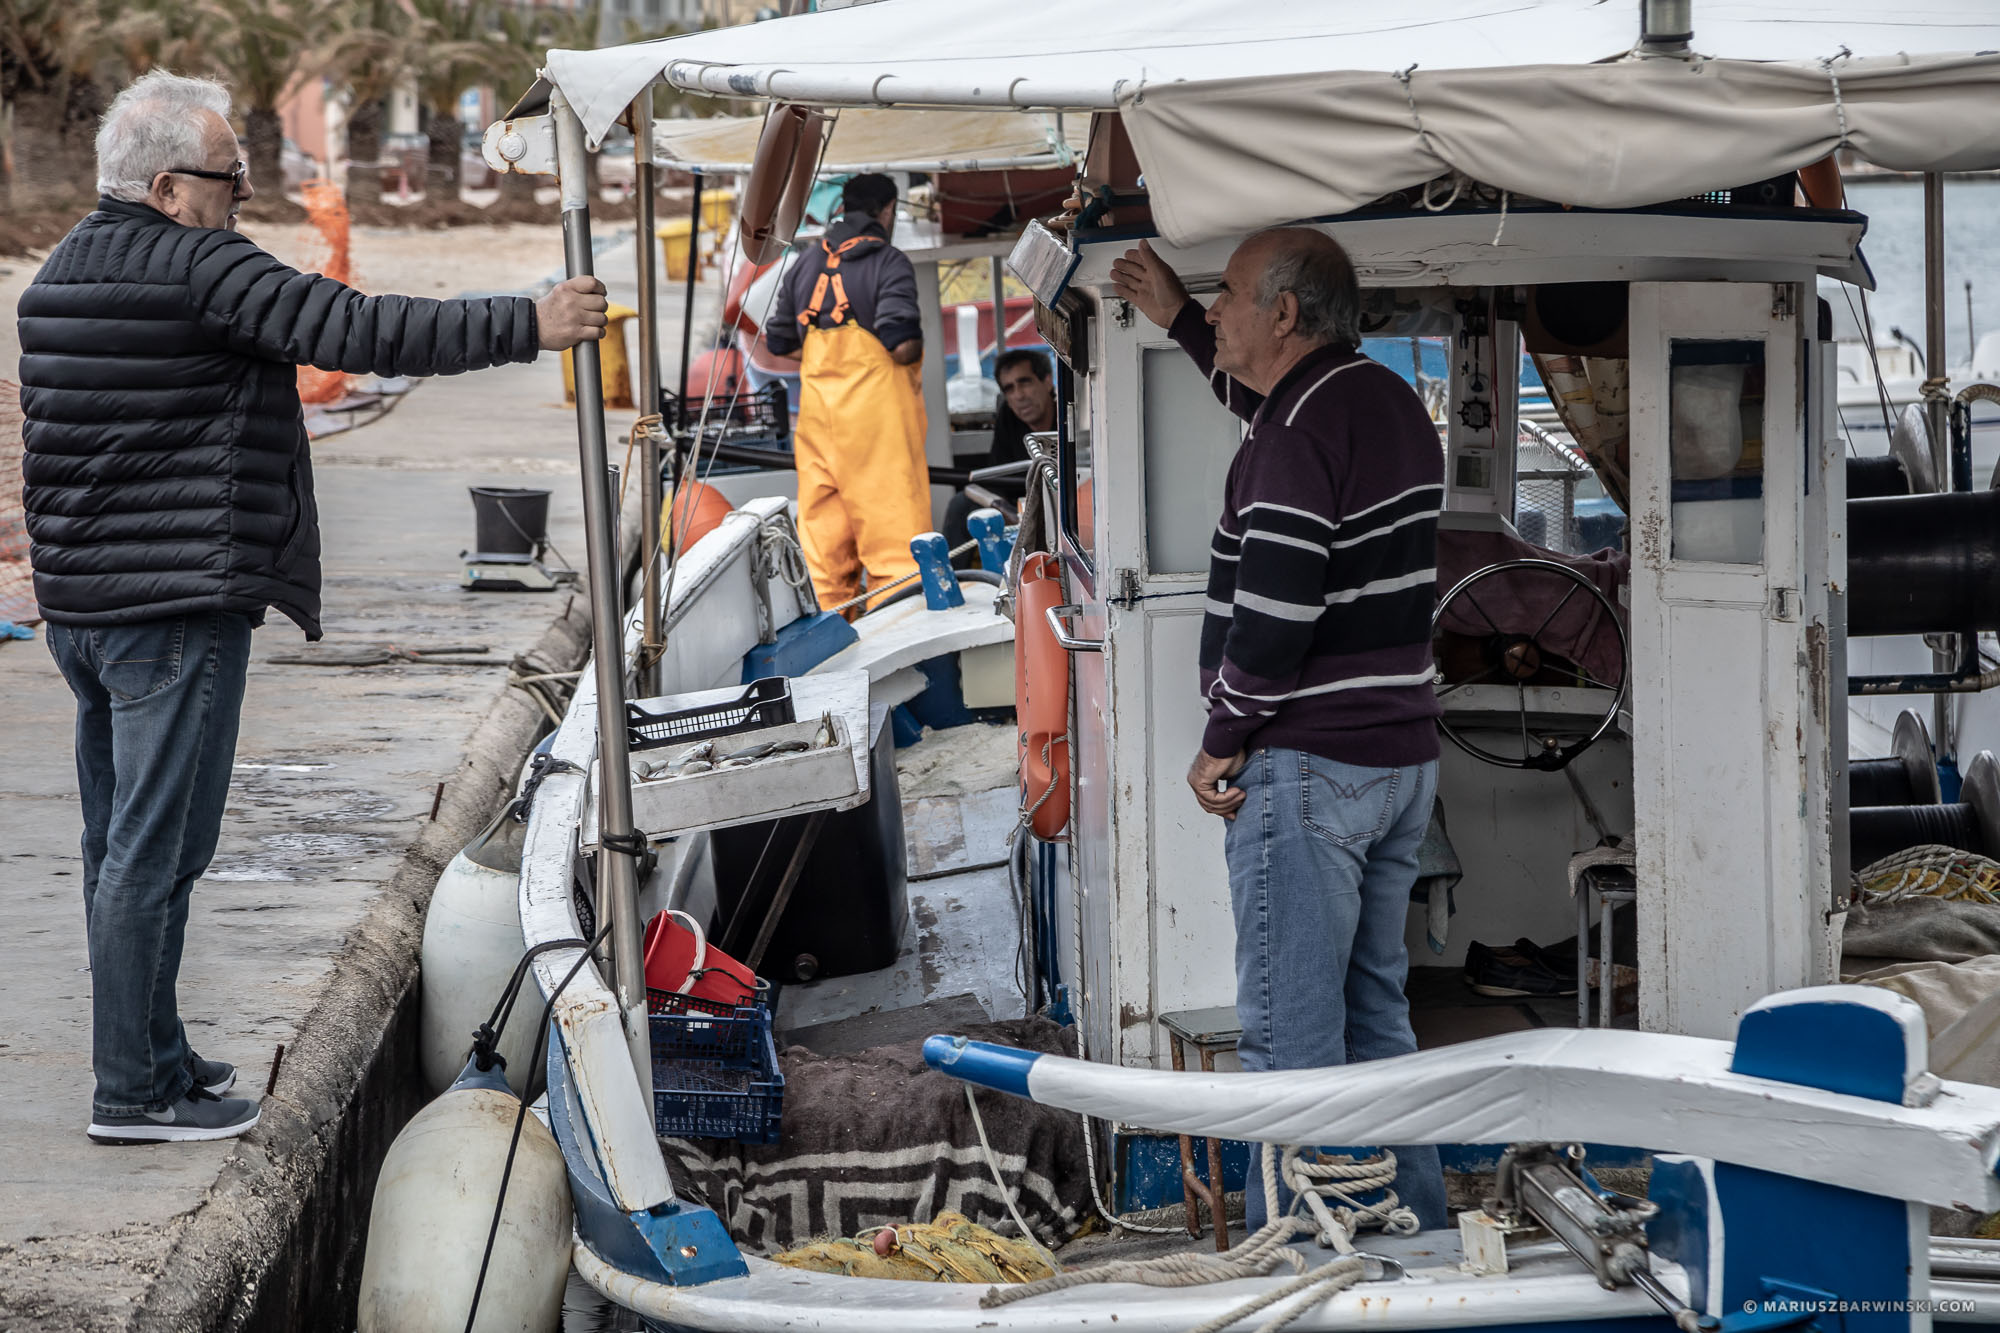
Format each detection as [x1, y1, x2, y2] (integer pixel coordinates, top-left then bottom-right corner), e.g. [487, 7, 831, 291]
[1169, 301, 1443, 768]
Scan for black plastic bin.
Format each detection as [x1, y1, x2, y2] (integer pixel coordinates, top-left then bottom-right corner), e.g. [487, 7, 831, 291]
[469, 486, 550, 556]
[708, 703, 906, 983]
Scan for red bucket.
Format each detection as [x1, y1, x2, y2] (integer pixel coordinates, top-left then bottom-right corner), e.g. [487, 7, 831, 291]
[642, 909, 760, 1008]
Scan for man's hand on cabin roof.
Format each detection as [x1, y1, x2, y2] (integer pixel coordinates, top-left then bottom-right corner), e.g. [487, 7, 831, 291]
[1110, 240, 1190, 331]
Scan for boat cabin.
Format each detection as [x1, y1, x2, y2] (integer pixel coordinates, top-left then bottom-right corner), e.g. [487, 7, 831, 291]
[1027, 122, 1853, 1058]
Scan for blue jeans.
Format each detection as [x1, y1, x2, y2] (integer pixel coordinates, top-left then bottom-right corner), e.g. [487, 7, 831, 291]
[47, 612, 253, 1116]
[1224, 747, 1448, 1231]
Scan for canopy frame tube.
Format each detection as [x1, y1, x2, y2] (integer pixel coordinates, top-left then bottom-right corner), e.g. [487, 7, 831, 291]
[553, 86, 654, 1104]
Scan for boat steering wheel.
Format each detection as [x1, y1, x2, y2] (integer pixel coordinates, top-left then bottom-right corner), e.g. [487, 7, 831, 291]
[1430, 558, 1628, 772]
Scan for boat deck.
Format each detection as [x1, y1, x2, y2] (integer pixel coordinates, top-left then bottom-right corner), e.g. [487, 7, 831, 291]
[775, 721, 1031, 1050]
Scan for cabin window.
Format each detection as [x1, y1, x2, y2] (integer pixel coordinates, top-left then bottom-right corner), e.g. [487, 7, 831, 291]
[1668, 339, 1766, 564]
[1140, 347, 1242, 576]
[1057, 362, 1095, 569]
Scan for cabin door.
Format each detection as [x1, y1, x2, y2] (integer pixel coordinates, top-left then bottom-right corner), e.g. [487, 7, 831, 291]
[1626, 280, 1837, 1038]
[1068, 312, 1246, 1068]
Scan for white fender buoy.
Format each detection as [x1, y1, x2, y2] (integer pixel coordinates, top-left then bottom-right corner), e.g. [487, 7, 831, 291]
[357, 1062, 573, 1333]
[421, 808, 538, 1096]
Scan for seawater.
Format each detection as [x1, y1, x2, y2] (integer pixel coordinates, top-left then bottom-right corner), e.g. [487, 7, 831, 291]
[1830, 176, 2000, 366]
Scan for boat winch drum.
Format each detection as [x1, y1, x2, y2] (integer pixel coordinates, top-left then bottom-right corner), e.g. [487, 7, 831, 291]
[1847, 710, 1941, 808]
[1846, 489, 2000, 637]
[1850, 751, 2000, 870]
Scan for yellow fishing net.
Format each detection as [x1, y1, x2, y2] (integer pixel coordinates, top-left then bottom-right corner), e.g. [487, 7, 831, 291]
[771, 1211, 1058, 1283]
[1857, 844, 2000, 905]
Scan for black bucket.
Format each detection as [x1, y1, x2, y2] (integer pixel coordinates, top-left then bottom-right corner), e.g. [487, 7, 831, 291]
[469, 487, 550, 557]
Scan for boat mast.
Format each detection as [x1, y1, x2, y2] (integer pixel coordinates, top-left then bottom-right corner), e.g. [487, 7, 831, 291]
[1924, 170, 1954, 758]
[552, 85, 654, 1094]
[634, 98, 666, 698]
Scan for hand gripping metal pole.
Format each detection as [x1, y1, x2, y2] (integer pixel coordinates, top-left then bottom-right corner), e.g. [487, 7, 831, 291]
[552, 87, 652, 1102]
[632, 99, 665, 696]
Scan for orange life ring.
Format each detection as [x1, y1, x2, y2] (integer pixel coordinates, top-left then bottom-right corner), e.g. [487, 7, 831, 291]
[739, 105, 824, 266]
[666, 480, 732, 553]
[1798, 154, 1844, 211]
[1015, 551, 1071, 839]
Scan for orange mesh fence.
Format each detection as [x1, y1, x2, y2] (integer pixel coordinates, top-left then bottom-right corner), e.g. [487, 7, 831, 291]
[0, 379, 35, 624]
[297, 180, 356, 406]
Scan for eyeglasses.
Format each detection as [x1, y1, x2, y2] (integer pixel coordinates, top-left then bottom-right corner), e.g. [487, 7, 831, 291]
[167, 160, 248, 193]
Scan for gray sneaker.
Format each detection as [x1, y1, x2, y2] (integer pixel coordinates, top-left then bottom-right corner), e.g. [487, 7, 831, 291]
[188, 1051, 236, 1095]
[88, 1087, 260, 1145]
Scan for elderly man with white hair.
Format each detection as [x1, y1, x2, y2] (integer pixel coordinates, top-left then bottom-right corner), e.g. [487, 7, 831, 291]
[18, 70, 608, 1145]
[1112, 230, 1449, 1236]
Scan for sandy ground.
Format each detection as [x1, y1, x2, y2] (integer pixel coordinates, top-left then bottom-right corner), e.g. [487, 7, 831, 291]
[239, 218, 571, 300]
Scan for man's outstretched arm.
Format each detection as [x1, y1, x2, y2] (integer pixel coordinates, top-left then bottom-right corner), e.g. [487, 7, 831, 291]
[188, 232, 606, 374]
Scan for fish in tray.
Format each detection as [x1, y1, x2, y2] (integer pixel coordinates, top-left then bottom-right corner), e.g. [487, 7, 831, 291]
[632, 713, 838, 782]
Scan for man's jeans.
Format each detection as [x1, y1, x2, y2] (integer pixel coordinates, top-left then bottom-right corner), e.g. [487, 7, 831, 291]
[47, 612, 252, 1116]
[1224, 747, 1449, 1231]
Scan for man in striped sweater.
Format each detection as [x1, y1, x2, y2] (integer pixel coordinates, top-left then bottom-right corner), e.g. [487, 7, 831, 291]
[1111, 230, 1448, 1231]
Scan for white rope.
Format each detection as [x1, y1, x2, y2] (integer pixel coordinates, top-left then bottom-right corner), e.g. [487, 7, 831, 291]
[1820, 47, 1854, 150]
[1420, 172, 1467, 213]
[757, 521, 814, 601]
[1490, 189, 1509, 247]
[981, 1141, 1410, 1327]
[819, 537, 980, 615]
[964, 1085, 1063, 1274]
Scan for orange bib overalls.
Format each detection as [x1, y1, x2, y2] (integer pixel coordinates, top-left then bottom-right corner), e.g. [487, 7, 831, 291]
[791, 235, 931, 613]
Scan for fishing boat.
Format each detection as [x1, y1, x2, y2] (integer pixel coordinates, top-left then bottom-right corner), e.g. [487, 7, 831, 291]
[450, 2, 2000, 1327]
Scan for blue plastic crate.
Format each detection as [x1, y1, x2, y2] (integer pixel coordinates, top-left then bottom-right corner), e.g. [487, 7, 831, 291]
[647, 988, 785, 1145]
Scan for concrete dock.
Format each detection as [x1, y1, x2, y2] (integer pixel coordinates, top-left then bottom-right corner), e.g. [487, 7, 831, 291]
[0, 225, 715, 1330]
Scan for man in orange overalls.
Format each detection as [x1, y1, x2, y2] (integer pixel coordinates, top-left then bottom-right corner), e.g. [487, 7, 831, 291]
[764, 174, 931, 613]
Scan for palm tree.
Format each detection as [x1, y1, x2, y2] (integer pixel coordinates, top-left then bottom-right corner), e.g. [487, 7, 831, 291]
[325, 0, 419, 207]
[202, 0, 338, 208]
[490, 0, 600, 209]
[407, 0, 502, 203]
[0, 0, 116, 211]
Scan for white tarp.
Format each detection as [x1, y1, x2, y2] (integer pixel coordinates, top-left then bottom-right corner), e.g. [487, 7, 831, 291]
[1124, 52, 2000, 245]
[544, 0, 2000, 144]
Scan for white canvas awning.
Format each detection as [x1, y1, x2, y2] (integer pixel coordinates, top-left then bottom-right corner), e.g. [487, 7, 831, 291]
[544, 0, 2000, 142]
[1125, 51, 2000, 245]
[653, 108, 1086, 174]
[538, 1, 2000, 243]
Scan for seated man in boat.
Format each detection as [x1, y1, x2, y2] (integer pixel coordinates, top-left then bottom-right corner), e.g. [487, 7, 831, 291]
[941, 347, 1055, 565]
[18, 70, 607, 1146]
[1110, 231, 1448, 1231]
[764, 173, 931, 614]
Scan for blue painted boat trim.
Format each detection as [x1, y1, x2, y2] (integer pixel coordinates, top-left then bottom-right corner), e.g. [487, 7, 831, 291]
[923, 1034, 1037, 1097]
[545, 1025, 748, 1286]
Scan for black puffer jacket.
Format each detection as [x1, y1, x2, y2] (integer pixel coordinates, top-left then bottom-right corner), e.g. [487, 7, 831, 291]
[19, 198, 540, 639]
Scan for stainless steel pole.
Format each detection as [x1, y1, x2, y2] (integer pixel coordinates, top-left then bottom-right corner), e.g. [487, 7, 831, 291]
[989, 254, 1006, 365]
[1925, 172, 1949, 475]
[552, 89, 651, 1097]
[1923, 171, 1954, 760]
[633, 100, 664, 697]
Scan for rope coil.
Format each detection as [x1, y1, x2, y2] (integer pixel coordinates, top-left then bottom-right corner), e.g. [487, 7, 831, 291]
[981, 1142, 1410, 1331]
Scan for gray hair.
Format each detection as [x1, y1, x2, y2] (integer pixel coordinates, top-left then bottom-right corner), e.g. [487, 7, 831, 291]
[1251, 228, 1361, 349]
[96, 70, 234, 203]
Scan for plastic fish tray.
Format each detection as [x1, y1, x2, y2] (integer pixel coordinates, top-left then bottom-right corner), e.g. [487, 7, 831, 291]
[646, 987, 784, 1145]
[627, 676, 795, 753]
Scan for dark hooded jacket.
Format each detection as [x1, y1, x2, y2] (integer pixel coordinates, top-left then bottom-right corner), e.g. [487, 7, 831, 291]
[763, 212, 922, 358]
[18, 198, 540, 639]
